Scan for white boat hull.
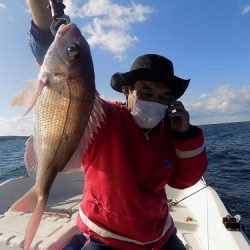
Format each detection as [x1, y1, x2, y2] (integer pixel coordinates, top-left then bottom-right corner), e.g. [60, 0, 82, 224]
[0, 173, 249, 249]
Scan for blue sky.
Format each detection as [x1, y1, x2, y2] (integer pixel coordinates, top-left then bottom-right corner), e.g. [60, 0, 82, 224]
[0, 0, 250, 135]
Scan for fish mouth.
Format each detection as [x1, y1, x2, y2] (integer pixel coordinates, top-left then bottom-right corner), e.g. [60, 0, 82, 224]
[57, 23, 77, 36]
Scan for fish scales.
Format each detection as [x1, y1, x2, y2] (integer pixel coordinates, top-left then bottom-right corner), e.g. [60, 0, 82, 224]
[34, 79, 93, 173]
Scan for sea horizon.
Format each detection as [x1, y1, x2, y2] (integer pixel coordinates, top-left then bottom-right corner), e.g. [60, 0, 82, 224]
[1, 120, 249, 137]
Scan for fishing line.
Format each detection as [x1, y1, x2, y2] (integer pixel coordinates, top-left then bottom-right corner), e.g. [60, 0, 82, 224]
[169, 172, 231, 207]
[204, 178, 210, 250]
[169, 173, 230, 250]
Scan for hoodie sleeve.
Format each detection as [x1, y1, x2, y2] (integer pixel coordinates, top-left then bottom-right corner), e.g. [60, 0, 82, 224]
[167, 126, 208, 189]
[28, 21, 54, 65]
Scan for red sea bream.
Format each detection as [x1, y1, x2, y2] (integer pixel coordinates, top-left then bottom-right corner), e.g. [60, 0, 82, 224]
[10, 23, 104, 250]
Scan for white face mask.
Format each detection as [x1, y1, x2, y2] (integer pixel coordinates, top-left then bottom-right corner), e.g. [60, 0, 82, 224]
[131, 99, 168, 129]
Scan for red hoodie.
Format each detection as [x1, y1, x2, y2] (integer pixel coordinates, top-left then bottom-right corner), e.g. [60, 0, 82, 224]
[76, 99, 207, 250]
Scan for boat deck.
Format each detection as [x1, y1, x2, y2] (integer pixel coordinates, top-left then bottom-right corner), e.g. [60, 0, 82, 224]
[170, 202, 205, 250]
[0, 197, 202, 249]
[0, 173, 249, 250]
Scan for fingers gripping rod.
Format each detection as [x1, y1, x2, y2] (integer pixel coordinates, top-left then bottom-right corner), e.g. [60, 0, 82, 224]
[48, 0, 70, 36]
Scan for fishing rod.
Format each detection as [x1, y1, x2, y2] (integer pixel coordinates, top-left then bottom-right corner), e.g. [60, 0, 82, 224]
[169, 172, 231, 207]
[48, 0, 71, 36]
[169, 172, 246, 232]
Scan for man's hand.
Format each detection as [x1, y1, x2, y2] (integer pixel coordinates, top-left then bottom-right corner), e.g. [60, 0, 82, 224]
[166, 101, 190, 132]
[27, 0, 52, 32]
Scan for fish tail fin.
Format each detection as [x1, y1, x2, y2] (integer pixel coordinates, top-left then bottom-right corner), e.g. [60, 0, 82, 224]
[8, 186, 47, 249]
[8, 186, 37, 212]
[24, 197, 47, 250]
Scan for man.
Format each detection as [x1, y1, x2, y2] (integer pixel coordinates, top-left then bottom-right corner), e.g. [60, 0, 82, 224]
[27, 1, 208, 249]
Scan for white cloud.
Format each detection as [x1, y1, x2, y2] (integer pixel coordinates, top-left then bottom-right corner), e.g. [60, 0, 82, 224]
[0, 115, 33, 136]
[64, 0, 153, 60]
[200, 93, 209, 98]
[2, 84, 249, 135]
[186, 85, 250, 125]
[241, 4, 250, 15]
[0, 3, 7, 10]
[24, 8, 30, 14]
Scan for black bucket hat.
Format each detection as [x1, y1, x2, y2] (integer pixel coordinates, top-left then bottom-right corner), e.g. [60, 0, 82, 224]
[110, 54, 190, 99]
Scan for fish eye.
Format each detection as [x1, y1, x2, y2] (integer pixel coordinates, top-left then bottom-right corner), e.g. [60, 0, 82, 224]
[67, 43, 80, 58]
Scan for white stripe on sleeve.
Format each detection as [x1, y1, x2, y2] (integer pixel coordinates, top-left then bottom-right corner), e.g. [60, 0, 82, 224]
[175, 143, 205, 158]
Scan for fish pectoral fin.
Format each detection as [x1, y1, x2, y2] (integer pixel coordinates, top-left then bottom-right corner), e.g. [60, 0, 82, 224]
[8, 186, 37, 213]
[10, 79, 45, 116]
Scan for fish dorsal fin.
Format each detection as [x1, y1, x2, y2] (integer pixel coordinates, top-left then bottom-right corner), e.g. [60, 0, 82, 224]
[10, 79, 45, 116]
[63, 92, 105, 173]
[24, 136, 38, 177]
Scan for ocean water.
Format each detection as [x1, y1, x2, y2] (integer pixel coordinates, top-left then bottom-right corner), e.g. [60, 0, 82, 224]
[0, 136, 28, 183]
[201, 121, 250, 239]
[0, 121, 249, 239]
